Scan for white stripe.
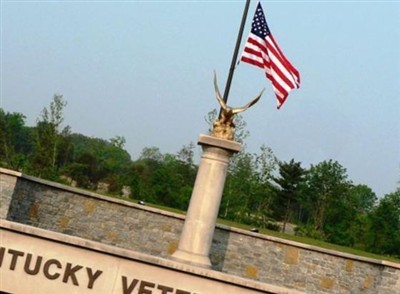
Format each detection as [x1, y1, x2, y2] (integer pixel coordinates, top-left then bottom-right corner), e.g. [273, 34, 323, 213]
[271, 84, 285, 99]
[248, 35, 294, 88]
[243, 42, 263, 54]
[250, 34, 268, 48]
[271, 69, 292, 94]
[243, 34, 297, 89]
[269, 52, 298, 89]
[243, 36, 269, 61]
[242, 37, 272, 74]
[266, 38, 298, 89]
[241, 52, 264, 66]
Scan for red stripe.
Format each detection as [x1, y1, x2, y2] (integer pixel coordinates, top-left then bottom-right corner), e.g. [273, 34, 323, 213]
[263, 58, 272, 76]
[271, 77, 289, 97]
[268, 35, 300, 86]
[269, 59, 296, 90]
[243, 47, 263, 59]
[246, 36, 268, 55]
[266, 41, 297, 89]
[251, 36, 297, 90]
[269, 58, 298, 92]
[241, 56, 264, 69]
[277, 95, 288, 109]
[241, 37, 269, 69]
[241, 32, 300, 109]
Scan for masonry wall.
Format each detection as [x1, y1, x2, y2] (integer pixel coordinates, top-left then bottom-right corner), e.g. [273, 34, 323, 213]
[1, 168, 399, 294]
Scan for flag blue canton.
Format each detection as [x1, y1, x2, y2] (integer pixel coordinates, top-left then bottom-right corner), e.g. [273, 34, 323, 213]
[250, 3, 271, 38]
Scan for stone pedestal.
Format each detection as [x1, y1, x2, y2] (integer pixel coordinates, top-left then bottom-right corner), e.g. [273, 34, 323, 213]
[172, 134, 241, 268]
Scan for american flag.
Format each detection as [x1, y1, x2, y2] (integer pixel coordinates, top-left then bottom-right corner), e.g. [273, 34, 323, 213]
[240, 2, 300, 109]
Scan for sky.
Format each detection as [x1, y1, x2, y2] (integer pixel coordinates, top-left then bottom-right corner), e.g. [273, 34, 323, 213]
[1, 0, 399, 197]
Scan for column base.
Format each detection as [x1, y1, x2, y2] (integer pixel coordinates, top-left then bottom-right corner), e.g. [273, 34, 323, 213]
[171, 249, 212, 269]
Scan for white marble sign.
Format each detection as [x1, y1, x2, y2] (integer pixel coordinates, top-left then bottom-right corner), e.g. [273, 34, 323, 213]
[0, 221, 294, 294]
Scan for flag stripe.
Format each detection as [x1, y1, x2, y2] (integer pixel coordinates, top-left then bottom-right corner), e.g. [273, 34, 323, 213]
[267, 36, 300, 87]
[240, 1, 300, 109]
[266, 38, 297, 89]
[269, 34, 300, 85]
[241, 56, 264, 69]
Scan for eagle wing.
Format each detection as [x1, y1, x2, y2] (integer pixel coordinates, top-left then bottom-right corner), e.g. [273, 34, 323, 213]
[213, 71, 228, 111]
[232, 88, 265, 114]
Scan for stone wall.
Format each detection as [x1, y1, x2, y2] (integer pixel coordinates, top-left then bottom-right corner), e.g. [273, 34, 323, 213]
[1, 168, 399, 293]
[0, 169, 20, 219]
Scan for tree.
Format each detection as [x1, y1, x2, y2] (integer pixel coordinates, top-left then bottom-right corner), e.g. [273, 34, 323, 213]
[366, 190, 400, 257]
[60, 133, 131, 192]
[139, 146, 164, 162]
[56, 126, 73, 168]
[32, 94, 68, 178]
[75, 152, 104, 189]
[176, 142, 195, 166]
[251, 145, 278, 227]
[222, 151, 256, 222]
[345, 184, 377, 249]
[127, 146, 196, 209]
[349, 184, 377, 214]
[43, 94, 67, 168]
[150, 154, 186, 208]
[254, 145, 277, 183]
[220, 145, 277, 228]
[204, 109, 218, 134]
[303, 160, 351, 239]
[174, 143, 197, 208]
[0, 109, 31, 170]
[272, 159, 306, 233]
[110, 136, 126, 149]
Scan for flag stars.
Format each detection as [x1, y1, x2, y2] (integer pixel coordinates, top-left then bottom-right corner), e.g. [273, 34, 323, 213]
[250, 5, 270, 38]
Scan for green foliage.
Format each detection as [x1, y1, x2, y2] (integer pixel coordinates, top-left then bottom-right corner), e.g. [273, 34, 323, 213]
[366, 190, 400, 257]
[294, 224, 325, 240]
[31, 94, 69, 178]
[304, 160, 351, 234]
[264, 221, 281, 232]
[272, 159, 306, 233]
[0, 109, 32, 170]
[345, 185, 377, 249]
[1, 97, 399, 259]
[73, 135, 130, 169]
[109, 135, 126, 149]
[128, 150, 196, 210]
[176, 142, 195, 166]
[220, 146, 277, 228]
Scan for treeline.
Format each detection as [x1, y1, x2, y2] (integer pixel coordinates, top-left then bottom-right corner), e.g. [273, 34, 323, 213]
[1, 95, 399, 258]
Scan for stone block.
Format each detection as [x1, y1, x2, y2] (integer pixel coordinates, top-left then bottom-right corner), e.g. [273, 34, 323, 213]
[284, 246, 299, 265]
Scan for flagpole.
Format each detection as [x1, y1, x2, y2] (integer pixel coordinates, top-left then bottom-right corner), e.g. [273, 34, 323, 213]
[219, 0, 251, 117]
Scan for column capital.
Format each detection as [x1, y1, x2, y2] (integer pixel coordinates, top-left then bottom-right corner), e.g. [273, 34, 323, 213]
[198, 134, 241, 153]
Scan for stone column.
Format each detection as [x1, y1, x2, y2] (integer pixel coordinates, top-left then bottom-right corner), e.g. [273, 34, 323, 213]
[172, 134, 241, 268]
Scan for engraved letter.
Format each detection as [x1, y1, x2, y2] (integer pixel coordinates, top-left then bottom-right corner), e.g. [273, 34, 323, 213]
[24, 253, 43, 275]
[176, 290, 191, 294]
[157, 284, 174, 294]
[0, 247, 5, 267]
[122, 276, 139, 294]
[43, 259, 62, 280]
[8, 249, 24, 270]
[62, 263, 83, 286]
[138, 280, 155, 294]
[86, 268, 103, 289]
